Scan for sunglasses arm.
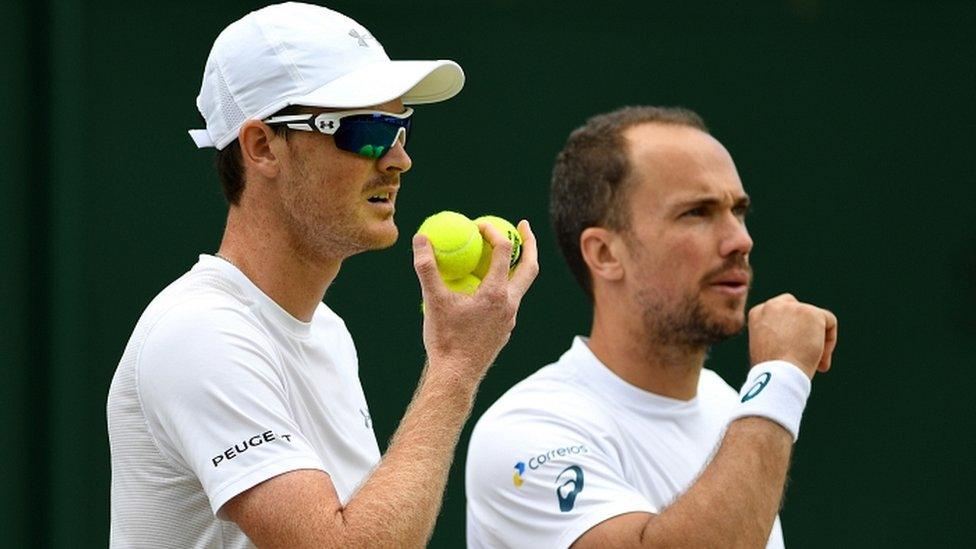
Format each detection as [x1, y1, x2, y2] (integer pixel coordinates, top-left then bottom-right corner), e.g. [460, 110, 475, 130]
[261, 114, 321, 133]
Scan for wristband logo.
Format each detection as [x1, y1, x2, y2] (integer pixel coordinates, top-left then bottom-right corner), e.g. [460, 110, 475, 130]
[513, 462, 526, 487]
[555, 465, 584, 512]
[742, 372, 772, 402]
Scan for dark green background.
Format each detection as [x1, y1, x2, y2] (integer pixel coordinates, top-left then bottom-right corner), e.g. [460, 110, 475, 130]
[3, 0, 973, 546]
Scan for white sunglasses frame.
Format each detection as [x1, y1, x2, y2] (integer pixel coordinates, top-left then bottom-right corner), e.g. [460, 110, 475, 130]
[263, 107, 413, 147]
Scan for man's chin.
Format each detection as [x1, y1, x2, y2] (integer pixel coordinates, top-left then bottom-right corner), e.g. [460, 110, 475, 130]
[371, 225, 399, 250]
[346, 224, 398, 256]
[706, 292, 748, 322]
[708, 312, 746, 340]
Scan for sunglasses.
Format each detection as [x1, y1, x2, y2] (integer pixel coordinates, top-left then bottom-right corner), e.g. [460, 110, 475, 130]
[263, 107, 413, 159]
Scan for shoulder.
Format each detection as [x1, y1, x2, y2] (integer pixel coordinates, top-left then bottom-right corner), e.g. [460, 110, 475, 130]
[700, 368, 739, 400]
[313, 301, 346, 327]
[311, 302, 355, 344]
[139, 262, 266, 341]
[697, 368, 741, 421]
[135, 284, 280, 407]
[477, 363, 614, 432]
[466, 363, 658, 549]
[143, 289, 271, 361]
[468, 363, 617, 475]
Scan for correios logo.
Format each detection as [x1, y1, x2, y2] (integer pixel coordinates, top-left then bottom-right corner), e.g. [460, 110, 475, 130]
[513, 462, 526, 487]
[742, 372, 772, 402]
[527, 444, 588, 470]
[512, 444, 588, 488]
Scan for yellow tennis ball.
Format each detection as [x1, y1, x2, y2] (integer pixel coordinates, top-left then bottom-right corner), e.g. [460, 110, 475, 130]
[443, 274, 482, 295]
[420, 274, 482, 314]
[416, 211, 483, 280]
[471, 215, 523, 279]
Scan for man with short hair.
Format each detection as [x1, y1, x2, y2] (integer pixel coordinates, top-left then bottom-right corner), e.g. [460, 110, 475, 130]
[466, 106, 837, 548]
[107, 3, 537, 547]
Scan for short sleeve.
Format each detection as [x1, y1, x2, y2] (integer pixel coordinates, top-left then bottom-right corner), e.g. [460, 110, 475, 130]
[137, 298, 326, 516]
[466, 396, 656, 549]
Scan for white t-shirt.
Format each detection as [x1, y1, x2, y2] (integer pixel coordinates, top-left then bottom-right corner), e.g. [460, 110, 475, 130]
[466, 337, 785, 548]
[107, 255, 381, 548]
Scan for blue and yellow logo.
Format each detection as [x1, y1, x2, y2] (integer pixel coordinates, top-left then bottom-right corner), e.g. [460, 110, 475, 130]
[511, 444, 589, 488]
[513, 461, 526, 487]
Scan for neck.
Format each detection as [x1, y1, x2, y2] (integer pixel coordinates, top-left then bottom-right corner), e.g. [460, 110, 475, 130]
[587, 299, 706, 401]
[217, 205, 342, 323]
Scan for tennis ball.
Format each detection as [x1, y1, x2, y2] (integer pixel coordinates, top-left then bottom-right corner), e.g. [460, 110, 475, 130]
[471, 215, 523, 279]
[420, 274, 482, 314]
[416, 211, 483, 280]
[443, 274, 482, 295]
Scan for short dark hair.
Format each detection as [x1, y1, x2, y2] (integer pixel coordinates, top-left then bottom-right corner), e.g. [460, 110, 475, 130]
[212, 106, 304, 205]
[549, 106, 709, 298]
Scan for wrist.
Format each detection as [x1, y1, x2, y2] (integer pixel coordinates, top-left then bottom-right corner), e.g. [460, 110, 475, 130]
[751, 353, 815, 379]
[419, 359, 482, 402]
[728, 360, 812, 442]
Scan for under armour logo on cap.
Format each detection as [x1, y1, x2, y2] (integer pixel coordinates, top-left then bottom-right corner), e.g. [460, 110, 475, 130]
[349, 28, 374, 47]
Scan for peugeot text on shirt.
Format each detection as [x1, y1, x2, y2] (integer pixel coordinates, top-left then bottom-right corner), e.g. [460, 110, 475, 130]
[211, 430, 295, 467]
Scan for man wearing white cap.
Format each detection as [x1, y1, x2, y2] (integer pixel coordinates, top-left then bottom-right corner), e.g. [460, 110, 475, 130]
[107, 3, 538, 547]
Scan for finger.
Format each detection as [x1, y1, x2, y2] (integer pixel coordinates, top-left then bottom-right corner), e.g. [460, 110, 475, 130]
[774, 293, 797, 303]
[479, 222, 514, 284]
[819, 308, 839, 372]
[509, 219, 540, 298]
[412, 233, 446, 301]
[747, 302, 764, 322]
[822, 307, 838, 333]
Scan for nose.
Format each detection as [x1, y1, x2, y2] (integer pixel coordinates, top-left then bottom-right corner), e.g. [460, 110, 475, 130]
[719, 214, 753, 258]
[377, 135, 412, 174]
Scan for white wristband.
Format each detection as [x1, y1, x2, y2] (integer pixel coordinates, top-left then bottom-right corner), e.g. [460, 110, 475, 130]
[728, 360, 812, 442]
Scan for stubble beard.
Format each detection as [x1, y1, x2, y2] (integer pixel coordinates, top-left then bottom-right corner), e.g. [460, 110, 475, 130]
[635, 287, 746, 355]
[282, 156, 399, 264]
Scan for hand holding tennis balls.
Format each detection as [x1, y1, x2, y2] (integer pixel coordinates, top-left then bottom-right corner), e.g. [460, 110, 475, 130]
[412, 214, 539, 377]
[414, 211, 524, 295]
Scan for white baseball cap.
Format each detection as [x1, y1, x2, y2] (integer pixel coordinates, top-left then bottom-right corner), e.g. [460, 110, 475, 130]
[189, 2, 465, 150]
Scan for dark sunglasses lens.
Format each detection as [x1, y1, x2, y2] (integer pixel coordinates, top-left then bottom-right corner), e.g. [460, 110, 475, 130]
[334, 115, 411, 159]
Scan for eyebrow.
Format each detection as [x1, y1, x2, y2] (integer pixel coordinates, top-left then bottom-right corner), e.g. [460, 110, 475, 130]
[672, 194, 751, 211]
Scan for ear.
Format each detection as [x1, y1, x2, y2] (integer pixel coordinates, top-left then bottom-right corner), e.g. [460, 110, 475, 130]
[580, 227, 624, 285]
[239, 120, 281, 179]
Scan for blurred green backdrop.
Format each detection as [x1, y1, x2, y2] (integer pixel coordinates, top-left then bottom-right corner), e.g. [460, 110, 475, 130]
[3, 0, 974, 546]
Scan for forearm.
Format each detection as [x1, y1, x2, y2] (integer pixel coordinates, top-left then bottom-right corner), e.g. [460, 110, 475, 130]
[337, 362, 480, 547]
[645, 417, 793, 548]
[230, 228, 539, 547]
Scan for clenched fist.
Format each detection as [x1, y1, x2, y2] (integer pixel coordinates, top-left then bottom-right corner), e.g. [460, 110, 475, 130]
[748, 294, 838, 379]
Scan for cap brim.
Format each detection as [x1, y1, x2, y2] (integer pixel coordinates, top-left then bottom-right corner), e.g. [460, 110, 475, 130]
[188, 60, 464, 149]
[291, 59, 465, 109]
